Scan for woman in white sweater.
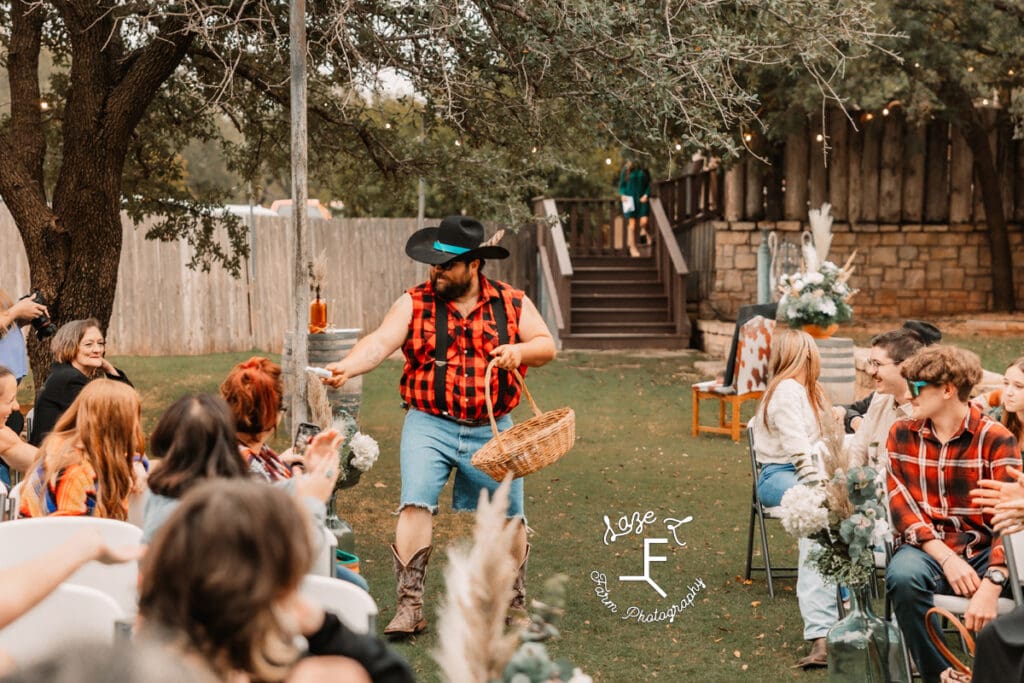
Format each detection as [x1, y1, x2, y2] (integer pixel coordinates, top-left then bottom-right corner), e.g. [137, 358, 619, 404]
[751, 328, 837, 669]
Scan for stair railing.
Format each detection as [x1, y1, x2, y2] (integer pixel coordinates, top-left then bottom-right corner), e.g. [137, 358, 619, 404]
[533, 197, 573, 347]
[649, 197, 691, 344]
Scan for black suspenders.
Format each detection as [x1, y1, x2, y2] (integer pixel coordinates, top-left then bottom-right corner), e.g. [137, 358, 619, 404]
[432, 287, 512, 417]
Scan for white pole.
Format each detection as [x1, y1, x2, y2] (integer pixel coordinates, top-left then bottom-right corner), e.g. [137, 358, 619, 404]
[289, 0, 310, 427]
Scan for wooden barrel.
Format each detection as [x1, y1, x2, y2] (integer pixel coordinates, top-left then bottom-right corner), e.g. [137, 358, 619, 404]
[282, 329, 363, 426]
[816, 336, 856, 406]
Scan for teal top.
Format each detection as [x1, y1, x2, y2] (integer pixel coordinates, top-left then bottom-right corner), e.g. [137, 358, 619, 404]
[618, 166, 651, 200]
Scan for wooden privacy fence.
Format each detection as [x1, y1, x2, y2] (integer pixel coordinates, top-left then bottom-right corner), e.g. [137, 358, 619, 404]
[725, 108, 1023, 226]
[0, 207, 533, 356]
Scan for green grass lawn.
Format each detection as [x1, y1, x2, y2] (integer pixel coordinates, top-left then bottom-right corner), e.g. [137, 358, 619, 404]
[15, 335, 1022, 681]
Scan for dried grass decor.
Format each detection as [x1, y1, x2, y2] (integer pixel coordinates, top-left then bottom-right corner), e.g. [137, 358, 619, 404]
[434, 476, 521, 682]
[472, 359, 575, 482]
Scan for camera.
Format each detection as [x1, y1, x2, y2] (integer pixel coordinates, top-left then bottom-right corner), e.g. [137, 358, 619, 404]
[17, 291, 57, 340]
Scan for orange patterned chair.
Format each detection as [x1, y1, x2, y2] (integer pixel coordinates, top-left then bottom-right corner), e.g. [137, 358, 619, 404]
[692, 315, 775, 441]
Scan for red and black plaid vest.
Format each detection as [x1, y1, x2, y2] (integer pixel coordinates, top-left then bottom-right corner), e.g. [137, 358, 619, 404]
[400, 275, 524, 421]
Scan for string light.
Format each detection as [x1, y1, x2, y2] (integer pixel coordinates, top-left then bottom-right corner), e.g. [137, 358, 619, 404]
[1010, 69, 1016, 76]
[674, 143, 682, 151]
[914, 62, 920, 68]
[863, 112, 875, 121]
[743, 132, 753, 142]
[968, 66, 975, 73]
[39, 101, 49, 111]
[982, 98, 990, 106]
[605, 158, 612, 165]
[384, 122, 391, 129]
[882, 107, 890, 116]
[531, 146, 537, 154]
[815, 133, 824, 142]
[454, 139, 461, 147]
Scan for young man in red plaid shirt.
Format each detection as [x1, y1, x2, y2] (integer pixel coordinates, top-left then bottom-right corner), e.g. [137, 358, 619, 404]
[886, 346, 1021, 683]
[324, 216, 556, 637]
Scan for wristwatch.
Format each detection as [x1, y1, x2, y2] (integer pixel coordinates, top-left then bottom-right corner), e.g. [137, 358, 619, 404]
[984, 567, 1008, 586]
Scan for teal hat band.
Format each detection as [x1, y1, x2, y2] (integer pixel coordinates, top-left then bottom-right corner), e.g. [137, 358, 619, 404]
[433, 240, 471, 255]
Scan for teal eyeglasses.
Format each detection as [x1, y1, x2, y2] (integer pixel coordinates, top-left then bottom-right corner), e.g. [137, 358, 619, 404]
[906, 379, 930, 398]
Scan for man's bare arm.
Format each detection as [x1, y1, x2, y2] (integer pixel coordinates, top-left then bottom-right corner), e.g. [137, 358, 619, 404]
[489, 296, 557, 369]
[323, 294, 412, 387]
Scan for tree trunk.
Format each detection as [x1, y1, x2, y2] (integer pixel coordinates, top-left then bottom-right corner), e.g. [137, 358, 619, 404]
[958, 120, 1016, 311]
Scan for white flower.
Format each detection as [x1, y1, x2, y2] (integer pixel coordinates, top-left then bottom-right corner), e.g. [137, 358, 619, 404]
[870, 518, 892, 547]
[566, 669, 593, 683]
[778, 485, 829, 538]
[818, 299, 837, 316]
[349, 432, 379, 471]
[804, 271, 825, 285]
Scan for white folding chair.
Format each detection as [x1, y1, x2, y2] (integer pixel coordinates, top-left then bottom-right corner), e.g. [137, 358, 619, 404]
[0, 517, 142, 616]
[311, 526, 339, 578]
[300, 574, 377, 634]
[0, 583, 127, 668]
[743, 425, 798, 597]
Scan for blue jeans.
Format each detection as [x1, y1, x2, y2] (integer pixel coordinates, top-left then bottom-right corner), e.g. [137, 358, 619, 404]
[756, 461, 838, 639]
[399, 409, 524, 519]
[887, 544, 1010, 683]
[757, 462, 798, 508]
[335, 565, 369, 592]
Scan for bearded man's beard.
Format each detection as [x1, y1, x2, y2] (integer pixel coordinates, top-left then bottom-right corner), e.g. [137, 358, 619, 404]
[431, 272, 473, 300]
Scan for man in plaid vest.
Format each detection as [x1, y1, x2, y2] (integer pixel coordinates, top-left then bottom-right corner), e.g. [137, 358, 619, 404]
[324, 215, 556, 637]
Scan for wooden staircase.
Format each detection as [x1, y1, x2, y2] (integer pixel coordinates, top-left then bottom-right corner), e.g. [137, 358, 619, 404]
[562, 254, 689, 350]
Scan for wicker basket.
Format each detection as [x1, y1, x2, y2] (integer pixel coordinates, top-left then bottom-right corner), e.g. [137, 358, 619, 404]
[471, 358, 576, 481]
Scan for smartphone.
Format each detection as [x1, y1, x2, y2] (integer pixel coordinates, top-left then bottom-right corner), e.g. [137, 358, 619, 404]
[293, 422, 322, 457]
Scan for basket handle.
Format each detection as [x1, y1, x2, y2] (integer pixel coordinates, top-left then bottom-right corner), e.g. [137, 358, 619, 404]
[484, 357, 542, 451]
[924, 606, 975, 675]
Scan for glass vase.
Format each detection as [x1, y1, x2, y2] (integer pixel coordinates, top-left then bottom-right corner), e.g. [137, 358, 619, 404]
[827, 583, 908, 683]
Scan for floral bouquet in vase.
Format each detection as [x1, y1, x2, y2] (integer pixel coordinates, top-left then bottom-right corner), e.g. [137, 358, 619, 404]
[777, 420, 907, 682]
[777, 252, 858, 336]
[331, 409, 379, 490]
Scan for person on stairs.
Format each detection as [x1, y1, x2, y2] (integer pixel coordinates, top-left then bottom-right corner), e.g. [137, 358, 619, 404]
[322, 215, 557, 638]
[618, 159, 652, 257]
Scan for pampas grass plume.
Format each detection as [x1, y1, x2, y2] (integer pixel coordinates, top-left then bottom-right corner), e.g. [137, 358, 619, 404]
[434, 476, 521, 682]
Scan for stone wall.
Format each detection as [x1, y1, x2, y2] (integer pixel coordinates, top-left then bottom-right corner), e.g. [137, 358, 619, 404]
[707, 219, 1023, 321]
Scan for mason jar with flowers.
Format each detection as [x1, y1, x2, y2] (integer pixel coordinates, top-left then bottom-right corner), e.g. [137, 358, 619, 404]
[777, 254, 858, 339]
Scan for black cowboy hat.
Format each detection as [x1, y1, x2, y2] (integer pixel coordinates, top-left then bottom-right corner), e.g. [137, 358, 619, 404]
[405, 215, 509, 265]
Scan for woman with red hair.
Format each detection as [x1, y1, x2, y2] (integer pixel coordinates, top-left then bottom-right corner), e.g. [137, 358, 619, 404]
[20, 379, 145, 518]
[220, 356, 294, 482]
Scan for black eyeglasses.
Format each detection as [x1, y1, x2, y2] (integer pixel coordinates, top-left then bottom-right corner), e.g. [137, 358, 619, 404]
[906, 379, 931, 398]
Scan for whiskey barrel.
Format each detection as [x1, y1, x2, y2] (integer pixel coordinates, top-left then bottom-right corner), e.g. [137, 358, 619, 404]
[282, 329, 363, 426]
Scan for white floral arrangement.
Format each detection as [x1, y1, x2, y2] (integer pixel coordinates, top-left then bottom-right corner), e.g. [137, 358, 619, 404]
[348, 431, 379, 472]
[777, 420, 892, 586]
[777, 253, 858, 328]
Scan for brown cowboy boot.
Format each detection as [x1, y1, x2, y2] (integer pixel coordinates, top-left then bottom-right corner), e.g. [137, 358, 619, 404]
[383, 544, 431, 637]
[507, 544, 531, 626]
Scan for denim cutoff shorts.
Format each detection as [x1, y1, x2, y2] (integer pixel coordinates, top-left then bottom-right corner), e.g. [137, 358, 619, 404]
[399, 408, 525, 520]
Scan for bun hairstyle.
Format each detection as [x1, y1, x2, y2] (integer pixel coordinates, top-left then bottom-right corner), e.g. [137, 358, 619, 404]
[901, 320, 942, 346]
[219, 357, 284, 436]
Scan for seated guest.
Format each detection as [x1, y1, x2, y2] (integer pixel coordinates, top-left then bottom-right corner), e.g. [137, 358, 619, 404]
[846, 328, 929, 467]
[30, 319, 132, 446]
[0, 365, 37, 480]
[752, 329, 837, 668]
[220, 356, 295, 482]
[20, 380, 145, 519]
[138, 480, 415, 683]
[141, 394, 367, 591]
[0, 289, 48, 483]
[979, 357, 1024, 449]
[835, 320, 942, 433]
[886, 346, 1021, 683]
